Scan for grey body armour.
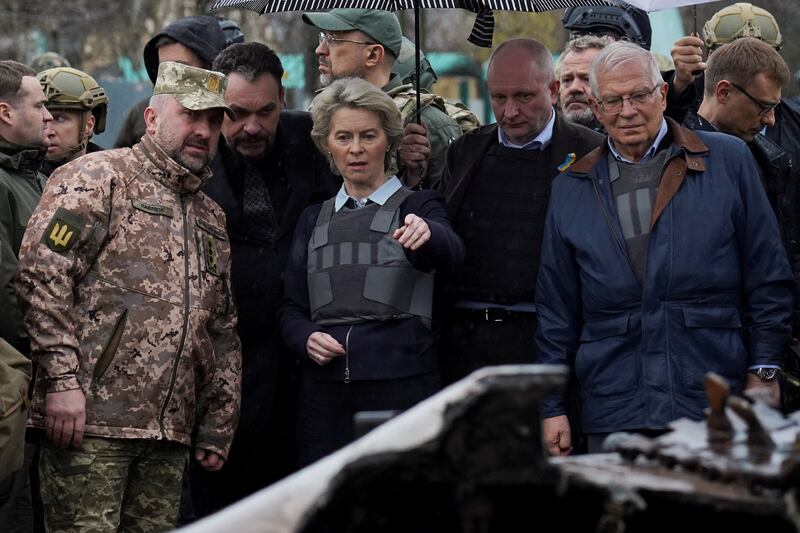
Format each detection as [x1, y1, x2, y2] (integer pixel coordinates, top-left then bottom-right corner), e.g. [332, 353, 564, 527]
[307, 188, 434, 327]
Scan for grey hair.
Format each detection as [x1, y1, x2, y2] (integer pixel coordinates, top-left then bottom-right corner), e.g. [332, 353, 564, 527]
[555, 35, 615, 77]
[148, 93, 173, 111]
[589, 41, 662, 98]
[489, 38, 555, 84]
[310, 77, 403, 176]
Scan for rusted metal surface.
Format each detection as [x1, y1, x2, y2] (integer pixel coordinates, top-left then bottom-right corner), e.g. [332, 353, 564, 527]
[180, 367, 800, 533]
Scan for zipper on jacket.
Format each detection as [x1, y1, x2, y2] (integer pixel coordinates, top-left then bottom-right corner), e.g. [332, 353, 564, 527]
[92, 308, 129, 387]
[344, 325, 353, 383]
[158, 195, 192, 438]
[590, 177, 640, 285]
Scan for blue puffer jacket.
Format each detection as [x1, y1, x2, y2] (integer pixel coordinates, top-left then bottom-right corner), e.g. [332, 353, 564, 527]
[536, 119, 793, 434]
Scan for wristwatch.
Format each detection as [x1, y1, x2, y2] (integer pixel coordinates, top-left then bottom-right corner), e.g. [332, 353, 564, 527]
[750, 367, 780, 383]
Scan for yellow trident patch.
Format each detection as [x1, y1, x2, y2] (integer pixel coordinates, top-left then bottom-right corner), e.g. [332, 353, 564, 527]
[42, 207, 84, 253]
[49, 222, 74, 248]
[206, 75, 221, 93]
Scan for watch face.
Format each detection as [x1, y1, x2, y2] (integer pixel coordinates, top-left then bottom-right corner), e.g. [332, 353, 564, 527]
[756, 368, 779, 382]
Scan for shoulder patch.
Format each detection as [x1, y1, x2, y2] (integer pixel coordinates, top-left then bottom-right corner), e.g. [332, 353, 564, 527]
[132, 199, 174, 218]
[196, 218, 227, 241]
[41, 207, 85, 253]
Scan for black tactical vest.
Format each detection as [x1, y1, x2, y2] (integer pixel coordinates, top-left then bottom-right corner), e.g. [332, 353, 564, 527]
[449, 143, 552, 304]
[307, 188, 434, 326]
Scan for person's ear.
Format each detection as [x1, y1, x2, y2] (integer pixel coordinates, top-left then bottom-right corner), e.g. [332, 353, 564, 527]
[364, 44, 385, 68]
[716, 80, 732, 104]
[144, 105, 158, 136]
[0, 102, 14, 128]
[84, 114, 96, 137]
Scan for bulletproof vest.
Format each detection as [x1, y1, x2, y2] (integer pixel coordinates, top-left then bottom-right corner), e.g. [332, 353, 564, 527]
[307, 188, 434, 327]
[449, 143, 552, 304]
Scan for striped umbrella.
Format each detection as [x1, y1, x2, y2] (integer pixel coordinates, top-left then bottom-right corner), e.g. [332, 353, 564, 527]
[210, 0, 619, 120]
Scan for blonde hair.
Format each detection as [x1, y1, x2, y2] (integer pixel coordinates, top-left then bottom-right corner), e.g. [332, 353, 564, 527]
[311, 77, 403, 175]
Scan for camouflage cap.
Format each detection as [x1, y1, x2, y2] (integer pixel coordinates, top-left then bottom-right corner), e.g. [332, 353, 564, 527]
[153, 61, 234, 119]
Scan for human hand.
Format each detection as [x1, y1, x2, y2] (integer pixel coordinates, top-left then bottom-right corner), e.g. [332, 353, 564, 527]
[306, 331, 345, 366]
[744, 372, 780, 407]
[542, 415, 572, 456]
[393, 214, 431, 251]
[195, 448, 226, 471]
[45, 388, 86, 448]
[398, 123, 430, 187]
[671, 35, 706, 94]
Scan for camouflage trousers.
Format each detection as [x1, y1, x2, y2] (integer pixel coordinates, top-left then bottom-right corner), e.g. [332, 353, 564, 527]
[39, 437, 188, 532]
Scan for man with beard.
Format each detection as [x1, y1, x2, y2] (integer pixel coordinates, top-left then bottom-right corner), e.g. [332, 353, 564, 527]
[556, 35, 614, 131]
[302, 9, 462, 189]
[182, 42, 338, 519]
[0, 59, 51, 533]
[15, 62, 241, 531]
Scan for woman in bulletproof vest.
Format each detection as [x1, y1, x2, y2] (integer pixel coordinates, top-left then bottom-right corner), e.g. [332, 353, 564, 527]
[280, 77, 464, 466]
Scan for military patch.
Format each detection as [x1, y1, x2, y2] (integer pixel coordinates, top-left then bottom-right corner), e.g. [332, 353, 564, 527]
[41, 207, 85, 253]
[203, 235, 218, 276]
[132, 199, 174, 218]
[196, 218, 227, 241]
[206, 75, 221, 94]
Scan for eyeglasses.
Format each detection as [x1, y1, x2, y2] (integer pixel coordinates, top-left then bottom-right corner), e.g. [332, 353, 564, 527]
[728, 81, 779, 117]
[318, 32, 377, 47]
[597, 85, 660, 115]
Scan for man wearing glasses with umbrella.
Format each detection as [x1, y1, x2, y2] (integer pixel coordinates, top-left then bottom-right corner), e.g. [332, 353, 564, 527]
[302, 9, 462, 189]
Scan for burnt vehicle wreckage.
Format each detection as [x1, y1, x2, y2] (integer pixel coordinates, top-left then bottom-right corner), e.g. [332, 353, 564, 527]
[182, 366, 800, 533]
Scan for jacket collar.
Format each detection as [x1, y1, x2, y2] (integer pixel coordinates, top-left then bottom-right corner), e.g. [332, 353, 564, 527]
[0, 135, 45, 174]
[569, 117, 708, 176]
[135, 134, 213, 195]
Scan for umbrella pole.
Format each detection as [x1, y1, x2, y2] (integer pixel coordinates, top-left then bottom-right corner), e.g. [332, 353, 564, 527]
[414, 0, 422, 124]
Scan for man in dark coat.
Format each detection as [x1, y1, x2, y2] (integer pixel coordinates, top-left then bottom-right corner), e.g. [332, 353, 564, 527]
[436, 38, 603, 386]
[537, 42, 793, 456]
[114, 16, 227, 148]
[183, 42, 339, 519]
[689, 37, 800, 410]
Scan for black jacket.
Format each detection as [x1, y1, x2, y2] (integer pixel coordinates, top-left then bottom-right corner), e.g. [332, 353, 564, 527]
[203, 111, 339, 432]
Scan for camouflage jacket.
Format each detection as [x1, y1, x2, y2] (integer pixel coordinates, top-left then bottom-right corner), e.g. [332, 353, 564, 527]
[16, 134, 241, 458]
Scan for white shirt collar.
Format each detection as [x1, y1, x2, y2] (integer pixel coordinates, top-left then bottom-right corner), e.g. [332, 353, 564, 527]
[608, 119, 669, 164]
[497, 107, 555, 150]
[334, 176, 402, 212]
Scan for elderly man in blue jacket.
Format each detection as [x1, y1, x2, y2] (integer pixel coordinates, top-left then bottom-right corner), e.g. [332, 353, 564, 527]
[537, 41, 793, 456]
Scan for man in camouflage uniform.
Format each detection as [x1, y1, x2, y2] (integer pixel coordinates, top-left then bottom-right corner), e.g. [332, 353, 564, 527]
[16, 61, 242, 532]
[302, 9, 462, 188]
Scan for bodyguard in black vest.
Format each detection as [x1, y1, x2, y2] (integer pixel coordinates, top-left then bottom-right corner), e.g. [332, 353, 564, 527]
[437, 38, 603, 385]
[280, 78, 464, 466]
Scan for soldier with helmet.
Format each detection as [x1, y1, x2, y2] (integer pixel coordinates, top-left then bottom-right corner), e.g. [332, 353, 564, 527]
[37, 67, 108, 175]
[561, 4, 652, 50]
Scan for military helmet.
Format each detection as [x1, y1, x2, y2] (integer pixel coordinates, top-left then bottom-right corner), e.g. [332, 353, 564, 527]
[392, 37, 438, 91]
[703, 2, 782, 51]
[30, 52, 71, 72]
[562, 5, 652, 50]
[218, 18, 245, 46]
[38, 67, 108, 134]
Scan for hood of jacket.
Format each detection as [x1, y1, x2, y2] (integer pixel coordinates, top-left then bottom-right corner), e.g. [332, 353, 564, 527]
[143, 16, 227, 84]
